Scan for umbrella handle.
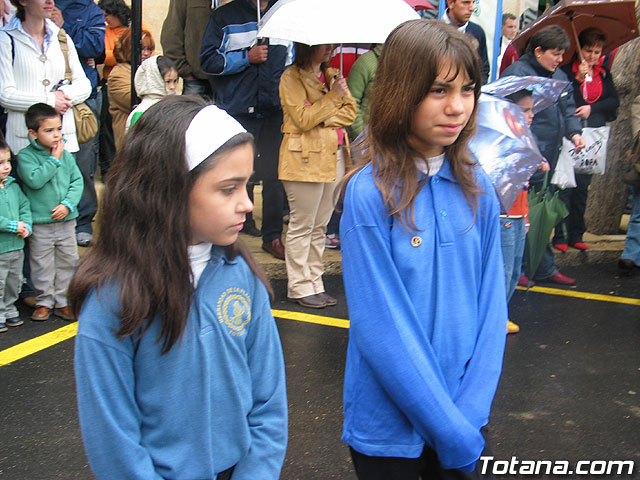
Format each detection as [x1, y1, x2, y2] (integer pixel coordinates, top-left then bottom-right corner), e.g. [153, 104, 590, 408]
[569, 19, 585, 64]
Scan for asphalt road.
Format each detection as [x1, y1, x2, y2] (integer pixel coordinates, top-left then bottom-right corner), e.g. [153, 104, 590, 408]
[0, 263, 639, 479]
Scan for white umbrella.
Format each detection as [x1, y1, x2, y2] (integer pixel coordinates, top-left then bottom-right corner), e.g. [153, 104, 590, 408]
[257, 0, 420, 45]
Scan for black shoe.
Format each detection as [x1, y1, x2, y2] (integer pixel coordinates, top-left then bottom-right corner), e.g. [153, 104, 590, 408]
[317, 291, 337, 306]
[288, 293, 326, 309]
[618, 258, 638, 275]
[241, 221, 261, 237]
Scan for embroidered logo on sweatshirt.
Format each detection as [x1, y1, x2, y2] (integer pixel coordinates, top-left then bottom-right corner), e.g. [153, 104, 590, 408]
[217, 287, 251, 336]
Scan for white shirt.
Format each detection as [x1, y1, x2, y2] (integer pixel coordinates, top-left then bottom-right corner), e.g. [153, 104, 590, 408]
[415, 153, 445, 177]
[189, 242, 212, 287]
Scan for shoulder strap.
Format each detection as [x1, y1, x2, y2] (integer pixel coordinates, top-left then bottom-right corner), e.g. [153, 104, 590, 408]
[57, 28, 72, 82]
[4, 31, 14, 64]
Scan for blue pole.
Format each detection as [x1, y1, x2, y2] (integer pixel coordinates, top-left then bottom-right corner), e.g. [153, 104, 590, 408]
[438, 0, 446, 19]
[491, 0, 503, 82]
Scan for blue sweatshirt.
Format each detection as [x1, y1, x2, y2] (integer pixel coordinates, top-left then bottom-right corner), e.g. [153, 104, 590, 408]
[75, 248, 288, 479]
[340, 159, 507, 471]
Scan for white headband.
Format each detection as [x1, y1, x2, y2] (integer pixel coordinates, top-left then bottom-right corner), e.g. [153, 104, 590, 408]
[184, 105, 247, 171]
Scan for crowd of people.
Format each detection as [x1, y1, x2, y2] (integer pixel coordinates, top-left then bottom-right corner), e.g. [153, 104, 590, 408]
[0, 0, 639, 478]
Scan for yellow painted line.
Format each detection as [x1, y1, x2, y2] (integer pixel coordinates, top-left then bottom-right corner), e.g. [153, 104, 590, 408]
[271, 309, 350, 329]
[2, 290, 636, 368]
[516, 285, 640, 306]
[0, 322, 78, 367]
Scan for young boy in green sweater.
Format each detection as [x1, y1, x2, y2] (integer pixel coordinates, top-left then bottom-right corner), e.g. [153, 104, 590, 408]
[0, 133, 32, 332]
[17, 103, 83, 322]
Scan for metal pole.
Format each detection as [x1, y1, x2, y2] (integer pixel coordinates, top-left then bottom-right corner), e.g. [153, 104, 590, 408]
[131, 0, 142, 108]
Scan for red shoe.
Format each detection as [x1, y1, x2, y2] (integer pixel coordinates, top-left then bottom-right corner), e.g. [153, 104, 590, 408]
[544, 272, 576, 285]
[553, 243, 568, 252]
[571, 242, 589, 251]
[517, 275, 534, 287]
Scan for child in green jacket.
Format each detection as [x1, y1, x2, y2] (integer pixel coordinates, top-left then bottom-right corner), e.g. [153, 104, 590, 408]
[17, 103, 83, 322]
[0, 133, 32, 332]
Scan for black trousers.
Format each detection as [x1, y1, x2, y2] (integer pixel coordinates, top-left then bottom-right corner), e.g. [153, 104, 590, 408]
[233, 112, 286, 243]
[350, 429, 494, 480]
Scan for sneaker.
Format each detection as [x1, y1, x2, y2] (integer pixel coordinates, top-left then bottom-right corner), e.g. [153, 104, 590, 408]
[6, 317, 23, 327]
[507, 320, 520, 334]
[544, 272, 576, 285]
[0, 323, 7, 333]
[570, 242, 589, 251]
[325, 233, 340, 249]
[76, 232, 93, 247]
[552, 243, 568, 252]
[517, 275, 534, 287]
[317, 291, 337, 306]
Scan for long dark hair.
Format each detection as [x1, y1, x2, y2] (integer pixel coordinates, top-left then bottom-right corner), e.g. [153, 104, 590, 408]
[69, 95, 272, 354]
[345, 20, 482, 231]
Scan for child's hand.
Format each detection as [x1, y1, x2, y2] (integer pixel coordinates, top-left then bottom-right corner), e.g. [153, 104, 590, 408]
[51, 204, 70, 220]
[51, 140, 64, 160]
[16, 221, 29, 238]
[539, 159, 550, 172]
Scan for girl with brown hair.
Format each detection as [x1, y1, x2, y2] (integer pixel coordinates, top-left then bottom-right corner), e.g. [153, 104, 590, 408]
[340, 20, 507, 478]
[70, 95, 287, 479]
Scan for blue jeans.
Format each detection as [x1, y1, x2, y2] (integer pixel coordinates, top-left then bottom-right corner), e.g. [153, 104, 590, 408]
[500, 217, 526, 302]
[75, 96, 99, 235]
[622, 187, 640, 266]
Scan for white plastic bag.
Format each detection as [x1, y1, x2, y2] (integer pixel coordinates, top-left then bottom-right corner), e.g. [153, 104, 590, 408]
[557, 126, 610, 175]
[551, 138, 577, 189]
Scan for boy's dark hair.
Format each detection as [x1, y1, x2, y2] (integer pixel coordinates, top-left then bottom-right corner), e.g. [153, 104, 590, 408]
[505, 89, 533, 105]
[525, 25, 570, 55]
[25, 103, 59, 132]
[97, 0, 131, 26]
[156, 56, 178, 78]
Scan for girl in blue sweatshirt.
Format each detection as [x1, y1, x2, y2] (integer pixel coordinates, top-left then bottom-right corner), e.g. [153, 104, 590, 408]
[340, 20, 507, 478]
[70, 96, 287, 480]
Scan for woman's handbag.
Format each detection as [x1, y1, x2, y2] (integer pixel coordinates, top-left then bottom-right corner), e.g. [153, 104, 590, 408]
[57, 29, 98, 144]
[622, 135, 640, 187]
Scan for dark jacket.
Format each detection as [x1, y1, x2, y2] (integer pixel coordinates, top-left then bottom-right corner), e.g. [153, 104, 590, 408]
[466, 22, 489, 84]
[561, 62, 619, 128]
[199, 0, 292, 116]
[160, 0, 212, 80]
[58, 0, 105, 97]
[502, 54, 583, 170]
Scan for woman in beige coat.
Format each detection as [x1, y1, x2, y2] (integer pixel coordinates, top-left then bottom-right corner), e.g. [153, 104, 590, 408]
[279, 43, 356, 308]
